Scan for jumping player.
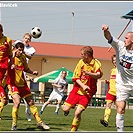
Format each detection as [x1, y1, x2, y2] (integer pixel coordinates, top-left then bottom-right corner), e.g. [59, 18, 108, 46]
[62, 46, 103, 131]
[7, 42, 50, 131]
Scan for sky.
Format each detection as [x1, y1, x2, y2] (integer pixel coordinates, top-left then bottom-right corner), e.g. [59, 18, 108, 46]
[0, 1, 133, 47]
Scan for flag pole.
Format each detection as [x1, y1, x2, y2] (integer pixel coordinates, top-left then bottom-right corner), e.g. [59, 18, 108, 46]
[71, 12, 74, 44]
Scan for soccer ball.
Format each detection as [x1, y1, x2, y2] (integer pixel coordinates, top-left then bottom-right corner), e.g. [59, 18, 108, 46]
[30, 27, 42, 39]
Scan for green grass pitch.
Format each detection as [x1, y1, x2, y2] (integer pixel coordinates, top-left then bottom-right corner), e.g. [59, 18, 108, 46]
[0, 104, 133, 132]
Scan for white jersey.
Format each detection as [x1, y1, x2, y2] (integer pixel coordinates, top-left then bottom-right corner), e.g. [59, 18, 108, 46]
[24, 45, 36, 63]
[48, 76, 68, 101]
[110, 37, 133, 87]
[52, 76, 68, 94]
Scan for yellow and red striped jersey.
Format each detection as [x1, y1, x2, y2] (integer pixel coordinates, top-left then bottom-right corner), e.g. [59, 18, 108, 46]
[108, 67, 116, 96]
[0, 36, 12, 68]
[72, 58, 103, 95]
[7, 53, 29, 87]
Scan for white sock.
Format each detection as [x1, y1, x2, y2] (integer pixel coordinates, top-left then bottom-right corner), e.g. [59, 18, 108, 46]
[23, 98, 31, 115]
[23, 98, 29, 108]
[116, 113, 124, 132]
[55, 104, 60, 112]
[26, 107, 31, 115]
[41, 103, 47, 111]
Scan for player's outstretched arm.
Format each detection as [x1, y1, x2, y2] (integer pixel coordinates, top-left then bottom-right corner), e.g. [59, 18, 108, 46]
[52, 83, 62, 88]
[102, 24, 112, 42]
[25, 68, 38, 76]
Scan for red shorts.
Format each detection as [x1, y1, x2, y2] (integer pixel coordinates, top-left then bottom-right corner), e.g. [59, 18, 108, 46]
[8, 84, 32, 98]
[65, 91, 93, 109]
[106, 92, 116, 102]
[0, 86, 8, 100]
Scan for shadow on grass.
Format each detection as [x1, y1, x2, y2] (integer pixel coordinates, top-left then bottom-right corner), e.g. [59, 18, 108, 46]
[124, 125, 133, 127]
[108, 125, 133, 128]
[46, 122, 69, 126]
[17, 128, 36, 131]
[1, 116, 12, 120]
[17, 127, 50, 131]
[2, 116, 28, 120]
[16, 123, 66, 131]
[45, 123, 70, 130]
[16, 127, 59, 131]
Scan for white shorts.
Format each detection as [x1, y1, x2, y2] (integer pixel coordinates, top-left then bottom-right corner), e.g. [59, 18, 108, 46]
[48, 91, 64, 101]
[116, 84, 133, 101]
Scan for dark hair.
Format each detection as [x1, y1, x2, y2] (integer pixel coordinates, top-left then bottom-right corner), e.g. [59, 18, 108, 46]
[0, 24, 3, 32]
[62, 70, 67, 74]
[15, 42, 24, 49]
[111, 54, 116, 63]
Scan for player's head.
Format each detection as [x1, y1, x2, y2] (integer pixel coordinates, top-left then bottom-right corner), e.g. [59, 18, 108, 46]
[14, 42, 25, 57]
[12, 40, 22, 49]
[80, 46, 93, 62]
[22, 33, 32, 46]
[124, 32, 133, 50]
[61, 70, 67, 78]
[111, 54, 116, 67]
[0, 24, 3, 38]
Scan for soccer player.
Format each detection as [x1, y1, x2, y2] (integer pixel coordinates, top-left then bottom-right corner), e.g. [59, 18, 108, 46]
[22, 33, 36, 121]
[102, 24, 133, 132]
[62, 46, 103, 131]
[100, 54, 116, 127]
[7, 42, 50, 131]
[13, 33, 36, 121]
[0, 23, 13, 120]
[40, 70, 68, 115]
[22, 33, 36, 62]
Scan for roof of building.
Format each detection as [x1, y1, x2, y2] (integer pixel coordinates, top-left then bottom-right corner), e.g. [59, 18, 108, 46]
[13, 40, 116, 60]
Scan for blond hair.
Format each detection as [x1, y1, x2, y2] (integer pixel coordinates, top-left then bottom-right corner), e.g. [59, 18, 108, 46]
[23, 33, 32, 40]
[81, 46, 93, 57]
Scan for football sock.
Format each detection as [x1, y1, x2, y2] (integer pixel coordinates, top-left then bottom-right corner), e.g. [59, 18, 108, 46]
[41, 103, 47, 111]
[0, 102, 4, 117]
[23, 98, 30, 110]
[104, 108, 111, 122]
[30, 105, 42, 124]
[71, 117, 80, 131]
[55, 104, 60, 112]
[116, 113, 124, 132]
[25, 107, 31, 115]
[23, 99, 31, 118]
[12, 107, 19, 126]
